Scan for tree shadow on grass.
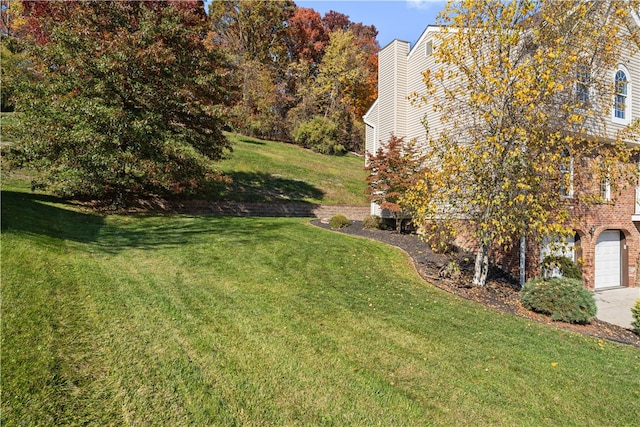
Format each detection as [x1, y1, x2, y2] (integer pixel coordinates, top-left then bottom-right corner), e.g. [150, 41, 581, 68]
[92, 215, 292, 254]
[1, 189, 295, 254]
[234, 135, 266, 145]
[1, 190, 105, 244]
[213, 172, 325, 202]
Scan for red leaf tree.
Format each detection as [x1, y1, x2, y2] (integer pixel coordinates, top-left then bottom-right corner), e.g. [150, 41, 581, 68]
[365, 135, 426, 230]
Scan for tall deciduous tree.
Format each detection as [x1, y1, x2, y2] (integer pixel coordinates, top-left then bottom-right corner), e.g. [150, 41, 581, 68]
[207, 0, 295, 140]
[8, 0, 234, 205]
[291, 29, 375, 153]
[287, 7, 328, 66]
[406, 0, 639, 286]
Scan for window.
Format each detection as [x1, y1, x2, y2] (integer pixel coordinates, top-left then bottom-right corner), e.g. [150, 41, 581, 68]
[576, 65, 590, 106]
[612, 65, 631, 124]
[600, 176, 611, 201]
[614, 70, 627, 119]
[560, 148, 573, 198]
[599, 160, 611, 202]
[426, 40, 433, 57]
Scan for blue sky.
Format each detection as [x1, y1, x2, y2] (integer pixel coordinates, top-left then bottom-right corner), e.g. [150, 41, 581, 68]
[296, 0, 445, 48]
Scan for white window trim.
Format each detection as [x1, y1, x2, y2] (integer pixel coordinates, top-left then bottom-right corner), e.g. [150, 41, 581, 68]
[636, 156, 640, 216]
[575, 65, 591, 107]
[612, 64, 631, 125]
[425, 40, 433, 57]
[601, 176, 611, 202]
[560, 151, 574, 198]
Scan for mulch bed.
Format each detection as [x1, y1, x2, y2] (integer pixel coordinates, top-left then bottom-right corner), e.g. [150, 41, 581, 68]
[313, 219, 640, 348]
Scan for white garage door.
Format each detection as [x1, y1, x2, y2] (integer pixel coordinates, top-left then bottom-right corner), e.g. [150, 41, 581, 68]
[594, 230, 621, 289]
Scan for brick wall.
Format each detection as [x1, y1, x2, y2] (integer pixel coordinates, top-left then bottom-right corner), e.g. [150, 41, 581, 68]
[171, 201, 370, 221]
[427, 183, 640, 289]
[570, 184, 640, 289]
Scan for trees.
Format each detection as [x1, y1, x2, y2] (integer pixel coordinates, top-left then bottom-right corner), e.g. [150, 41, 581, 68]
[406, 0, 639, 286]
[291, 28, 376, 153]
[207, 0, 295, 140]
[208, 2, 379, 152]
[287, 7, 329, 66]
[7, 0, 233, 205]
[0, 0, 27, 111]
[365, 135, 426, 230]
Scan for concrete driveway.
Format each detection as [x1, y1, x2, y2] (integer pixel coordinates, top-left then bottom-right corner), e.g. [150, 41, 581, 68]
[593, 287, 639, 329]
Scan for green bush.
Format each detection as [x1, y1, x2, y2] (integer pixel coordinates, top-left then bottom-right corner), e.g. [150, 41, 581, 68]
[521, 277, 596, 324]
[632, 300, 640, 334]
[541, 255, 582, 280]
[329, 214, 350, 229]
[362, 215, 382, 230]
[293, 116, 346, 155]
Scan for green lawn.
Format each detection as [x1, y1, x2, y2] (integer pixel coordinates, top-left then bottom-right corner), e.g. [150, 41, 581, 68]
[2, 181, 639, 425]
[216, 133, 368, 205]
[0, 122, 368, 205]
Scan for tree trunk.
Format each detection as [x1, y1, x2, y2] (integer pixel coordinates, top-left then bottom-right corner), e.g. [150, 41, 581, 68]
[473, 240, 490, 287]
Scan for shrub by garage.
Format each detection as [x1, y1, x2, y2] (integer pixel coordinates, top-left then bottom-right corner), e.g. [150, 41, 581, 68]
[521, 277, 596, 324]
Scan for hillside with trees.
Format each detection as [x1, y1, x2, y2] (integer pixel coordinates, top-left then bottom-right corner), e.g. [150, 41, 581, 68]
[1, 0, 379, 205]
[207, 0, 379, 153]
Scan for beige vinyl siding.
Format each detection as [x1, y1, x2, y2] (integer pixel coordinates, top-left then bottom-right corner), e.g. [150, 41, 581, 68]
[406, 30, 445, 148]
[396, 45, 408, 140]
[369, 39, 410, 217]
[623, 42, 639, 146]
[365, 124, 376, 155]
[364, 99, 379, 155]
[599, 24, 639, 145]
[623, 19, 639, 146]
[377, 40, 410, 146]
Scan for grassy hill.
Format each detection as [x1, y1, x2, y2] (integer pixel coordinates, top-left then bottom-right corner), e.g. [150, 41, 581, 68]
[2, 178, 640, 425]
[216, 133, 368, 205]
[0, 115, 368, 205]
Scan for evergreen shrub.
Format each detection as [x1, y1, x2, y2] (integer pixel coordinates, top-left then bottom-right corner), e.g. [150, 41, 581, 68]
[632, 300, 640, 334]
[521, 277, 596, 324]
[329, 214, 350, 229]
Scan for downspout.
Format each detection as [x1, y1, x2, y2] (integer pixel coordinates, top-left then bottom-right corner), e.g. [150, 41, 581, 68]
[520, 234, 526, 288]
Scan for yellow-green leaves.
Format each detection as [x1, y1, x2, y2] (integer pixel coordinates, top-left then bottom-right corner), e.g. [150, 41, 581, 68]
[407, 0, 639, 286]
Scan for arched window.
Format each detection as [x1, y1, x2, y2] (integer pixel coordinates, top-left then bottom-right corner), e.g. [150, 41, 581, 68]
[613, 65, 631, 124]
[614, 70, 627, 119]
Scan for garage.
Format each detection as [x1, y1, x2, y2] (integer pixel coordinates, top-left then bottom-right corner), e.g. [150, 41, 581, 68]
[594, 230, 622, 289]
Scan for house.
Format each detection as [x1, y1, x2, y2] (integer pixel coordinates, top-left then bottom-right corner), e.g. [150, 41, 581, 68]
[364, 14, 640, 290]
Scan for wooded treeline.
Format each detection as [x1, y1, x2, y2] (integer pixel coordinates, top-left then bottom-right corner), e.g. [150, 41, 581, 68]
[207, 0, 379, 154]
[2, 0, 379, 154]
[0, 0, 378, 203]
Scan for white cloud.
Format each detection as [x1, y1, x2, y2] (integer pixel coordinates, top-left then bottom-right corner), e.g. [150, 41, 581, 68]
[407, 0, 443, 10]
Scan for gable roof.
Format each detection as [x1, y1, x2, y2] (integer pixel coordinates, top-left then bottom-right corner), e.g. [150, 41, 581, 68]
[407, 25, 443, 59]
[363, 98, 378, 126]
